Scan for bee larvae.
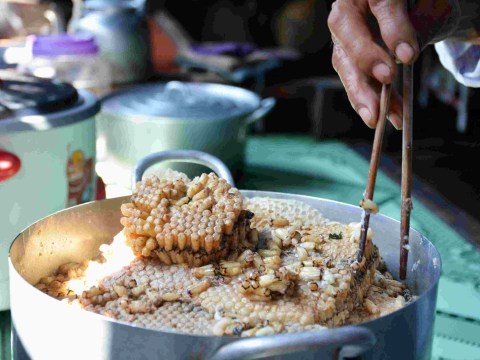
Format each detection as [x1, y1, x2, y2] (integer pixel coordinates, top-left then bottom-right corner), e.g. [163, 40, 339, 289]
[273, 228, 291, 242]
[268, 281, 289, 294]
[128, 300, 151, 314]
[248, 270, 260, 281]
[255, 326, 275, 336]
[253, 287, 271, 297]
[308, 281, 319, 291]
[113, 285, 128, 297]
[267, 240, 282, 251]
[241, 328, 257, 337]
[263, 255, 281, 266]
[224, 219, 234, 235]
[177, 233, 187, 250]
[191, 188, 209, 202]
[191, 233, 200, 252]
[187, 280, 212, 297]
[219, 261, 242, 276]
[131, 284, 147, 298]
[395, 295, 406, 309]
[272, 218, 289, 227]
[323, 272, 336, 285]
[302, 235, 323, 244]
[258, 249, 281, 257]
[299, 267, 321, 281]
[175, 196, 190, 207]
[213, 318, 232, 336]
[259, 274, 277, 287]
[296, 246, 309, 261]
[240, 280, 251, 292]
[237, 249, 254, 267]
[192, 264, 216, 278]
[252, 253, 265, 270]
[382, 278, 406, 289]
[162, 293, 180, 302]
[146, 238, 158, 250]
[364, 299, 379, 314]
[299, 242, 316, 251]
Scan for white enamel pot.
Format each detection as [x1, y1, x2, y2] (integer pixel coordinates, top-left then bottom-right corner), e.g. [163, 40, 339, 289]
[0, 89, 99, 310]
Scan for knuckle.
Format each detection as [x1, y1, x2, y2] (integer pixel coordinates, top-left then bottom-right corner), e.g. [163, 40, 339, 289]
[368, 0, 389, 10]
[344, 79, 359, 100]
[331, 46, 348, 73]
[327, 6, 341, 32]
[327, 0, 349, 32]
[331, 49, 341, 72]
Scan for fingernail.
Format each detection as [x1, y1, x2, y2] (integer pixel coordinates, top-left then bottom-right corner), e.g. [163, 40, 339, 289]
[395, 42, 415, 63]
[372, 63, 391, 82]
[358, 107, 372, 126]
[389, 113, 402, 130]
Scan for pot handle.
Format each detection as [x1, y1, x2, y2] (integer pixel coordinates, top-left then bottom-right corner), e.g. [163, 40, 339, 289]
[245, 98, 276, 125]
[0, 150, 21, 182]
[209, 326, 376, 360]
[133, 150, 235, 188]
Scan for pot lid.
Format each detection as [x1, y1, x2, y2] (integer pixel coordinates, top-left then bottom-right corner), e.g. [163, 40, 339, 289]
[101, 81, 261, 121]
[0, 71, 78, 119]
[0, 71, 100, 132]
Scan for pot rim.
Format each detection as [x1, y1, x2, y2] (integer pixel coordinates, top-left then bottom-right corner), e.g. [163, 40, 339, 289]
[9, 190, 442, 339]
[0, 90, 100, 133]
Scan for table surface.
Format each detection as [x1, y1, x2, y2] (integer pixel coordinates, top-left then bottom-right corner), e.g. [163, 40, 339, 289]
[2, 135, 479, 360]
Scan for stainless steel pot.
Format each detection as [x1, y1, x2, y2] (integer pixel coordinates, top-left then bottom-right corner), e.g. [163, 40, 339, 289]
[9, 150, 441, 360]
[96, 81, 275, 191]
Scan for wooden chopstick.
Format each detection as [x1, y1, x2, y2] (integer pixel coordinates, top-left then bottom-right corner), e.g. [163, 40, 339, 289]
[357, 83, 392, 262]
[400, 64, 414, 280]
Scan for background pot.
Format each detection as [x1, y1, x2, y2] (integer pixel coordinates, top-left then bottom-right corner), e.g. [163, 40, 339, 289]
[0, 73, 99, 310]
[95, 81, 275, 194]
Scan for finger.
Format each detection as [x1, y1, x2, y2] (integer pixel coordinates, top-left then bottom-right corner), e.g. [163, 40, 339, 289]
[368, 0, 419, 64]
[387, 88, 403, 130]
[332, 44, 381, 128]
[328, 0, 396, 84]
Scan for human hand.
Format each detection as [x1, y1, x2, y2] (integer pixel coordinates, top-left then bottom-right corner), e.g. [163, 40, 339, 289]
[327, 0, 459, 129]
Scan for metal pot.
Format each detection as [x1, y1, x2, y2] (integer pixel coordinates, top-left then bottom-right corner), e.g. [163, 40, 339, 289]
[96, 81, 275, 192]
[69, 0, 151, 84]
[9, 151, 440, 360]
[0, 73, 100, 310]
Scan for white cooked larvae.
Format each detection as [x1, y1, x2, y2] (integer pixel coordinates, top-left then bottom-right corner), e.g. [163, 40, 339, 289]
[359, 198, 379, 214]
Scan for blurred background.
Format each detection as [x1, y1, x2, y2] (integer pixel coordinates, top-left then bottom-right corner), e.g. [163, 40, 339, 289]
[1, 0, 480, 244]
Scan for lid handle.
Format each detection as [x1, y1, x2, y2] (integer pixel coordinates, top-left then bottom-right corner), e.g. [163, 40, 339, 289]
[0, 150, 21, 182]
[133, 150, 235, 189]
[165, 81, 196, 105]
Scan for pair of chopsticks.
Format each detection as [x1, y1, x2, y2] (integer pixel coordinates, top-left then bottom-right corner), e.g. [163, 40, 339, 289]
[357, 64, 413, 280]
